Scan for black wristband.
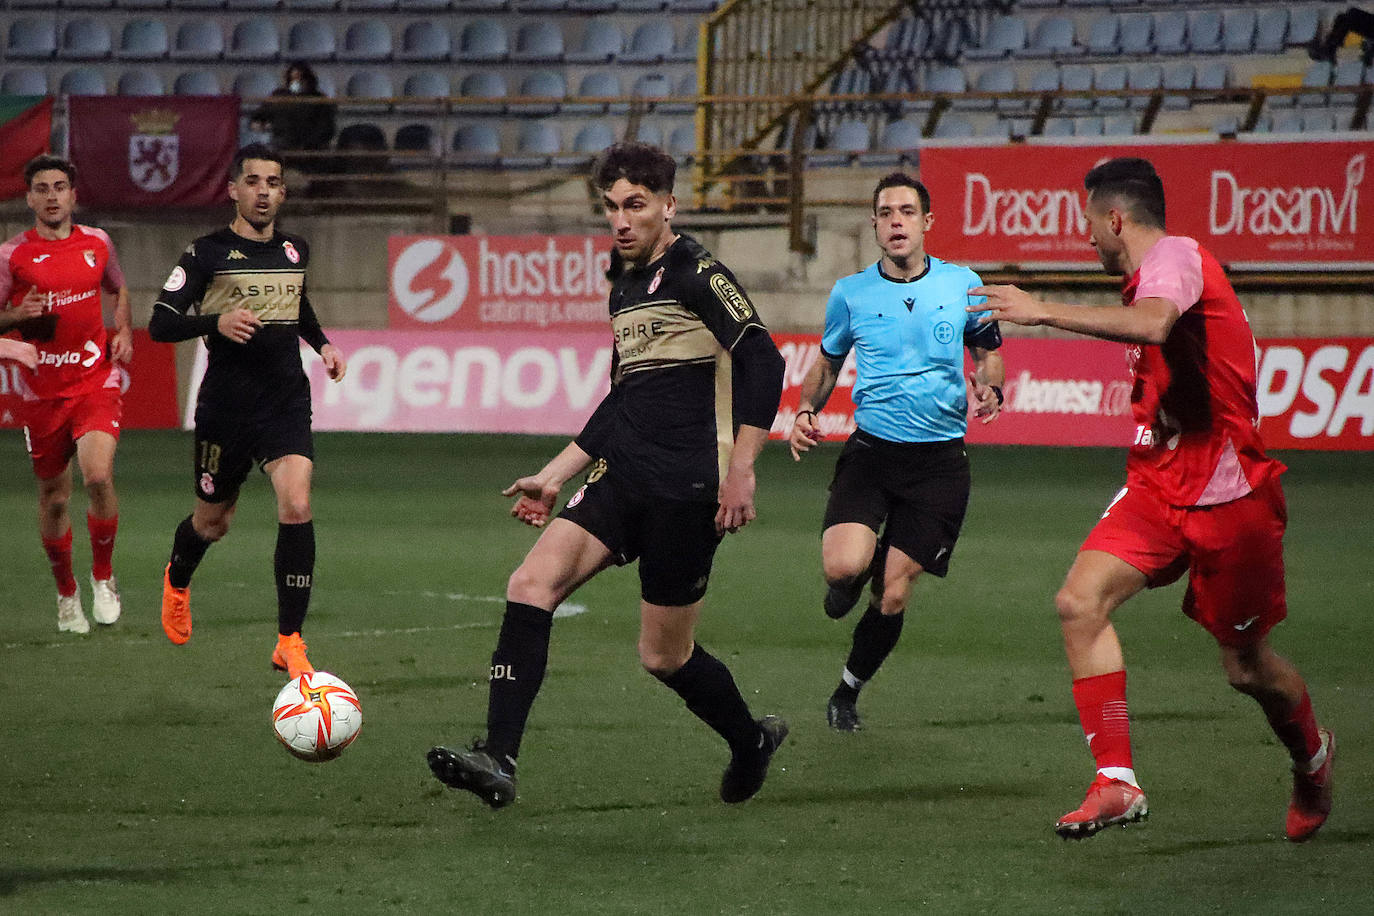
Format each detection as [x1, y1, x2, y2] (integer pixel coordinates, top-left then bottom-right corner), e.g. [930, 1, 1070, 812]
[991, 385, 1004, 406]
[797, 409, 817, 421]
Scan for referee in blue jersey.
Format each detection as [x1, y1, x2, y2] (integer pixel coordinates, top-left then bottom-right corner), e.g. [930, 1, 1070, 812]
[789, 173, 1005, 731]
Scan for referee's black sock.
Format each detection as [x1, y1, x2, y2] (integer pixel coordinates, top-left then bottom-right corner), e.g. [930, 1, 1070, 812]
[486, 601, 554, 767]
[168, 515, 213, 590]
[840, 604, 906, 693]
[660, 643, 760, 754]
[274, 521, 315, 636]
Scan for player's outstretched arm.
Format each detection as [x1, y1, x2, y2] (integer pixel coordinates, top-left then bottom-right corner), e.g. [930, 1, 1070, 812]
[0, 337, 38, 369]
[502, 441, 595, 528]
[969, 285, 1179, 345]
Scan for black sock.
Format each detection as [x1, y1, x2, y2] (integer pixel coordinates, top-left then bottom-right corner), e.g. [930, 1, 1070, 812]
[485, 601, 554, 766]
[660, 643, 760, 754]
[274, 521, 315, 636]
[168, 515, 213, 589]
[844, 604, 905, 684]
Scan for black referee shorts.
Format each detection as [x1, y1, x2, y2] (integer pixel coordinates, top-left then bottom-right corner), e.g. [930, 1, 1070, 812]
[821, 429, 970, 577]
[192, 374, 314, 504]
[558, 462, 722, 607]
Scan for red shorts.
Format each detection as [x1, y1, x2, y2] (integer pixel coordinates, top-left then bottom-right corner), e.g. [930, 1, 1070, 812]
[1081, 477, 1288, 647]
[21, 386, 123, 480]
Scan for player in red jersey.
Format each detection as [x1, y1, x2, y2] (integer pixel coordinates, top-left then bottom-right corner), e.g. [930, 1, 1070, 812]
[0, 155, 132, 634]
[971, 158, 1333, 842]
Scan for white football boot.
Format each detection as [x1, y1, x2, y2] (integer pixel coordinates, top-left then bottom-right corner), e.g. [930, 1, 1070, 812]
[91, 575, 122, 625]
[57, 591, 90, 634]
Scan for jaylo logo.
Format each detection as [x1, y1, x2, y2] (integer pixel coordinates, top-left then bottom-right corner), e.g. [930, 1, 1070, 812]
[392, 239, 470, 323]
[37, 340, 102, 369]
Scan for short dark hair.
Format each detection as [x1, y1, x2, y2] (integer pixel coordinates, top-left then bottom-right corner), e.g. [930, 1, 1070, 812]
[25, 155, 76, 188]
[230, 143, 285, 180]
[1084, 157, 1166, 229]
[872, 172, 930, 214]
[591, 142, 676, 194]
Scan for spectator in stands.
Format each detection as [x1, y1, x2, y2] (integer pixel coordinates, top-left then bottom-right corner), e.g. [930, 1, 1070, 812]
[251, 62, 337, 174]
[1310, 7, 1374, 66]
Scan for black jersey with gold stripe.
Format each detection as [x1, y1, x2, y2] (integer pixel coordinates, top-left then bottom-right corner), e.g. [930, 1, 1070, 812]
[589, 233, 768, 502]
[154, 226, 321, 383]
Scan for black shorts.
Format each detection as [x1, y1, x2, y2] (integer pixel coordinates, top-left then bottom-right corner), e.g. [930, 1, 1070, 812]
[822, 430, 970, 577]
[192, 374, 313, 504]
[558, 462, 722, 607]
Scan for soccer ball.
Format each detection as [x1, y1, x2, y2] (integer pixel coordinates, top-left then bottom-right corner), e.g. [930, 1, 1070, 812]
[271, 671, 363, 762]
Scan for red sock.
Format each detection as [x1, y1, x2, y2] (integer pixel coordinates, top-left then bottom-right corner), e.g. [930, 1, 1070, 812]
[1265, 689, 1323, 767]
[88, 512, 118, 581]
[1072, 670, 1133, 771]
[42, 528, 77, 597]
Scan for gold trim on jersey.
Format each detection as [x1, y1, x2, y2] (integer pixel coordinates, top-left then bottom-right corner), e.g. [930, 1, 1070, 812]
[198, 268, 305, 321]
[611, 302, 721, 376]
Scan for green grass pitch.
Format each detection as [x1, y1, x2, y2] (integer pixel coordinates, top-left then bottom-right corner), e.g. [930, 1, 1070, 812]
[1, 431, 1370, 914]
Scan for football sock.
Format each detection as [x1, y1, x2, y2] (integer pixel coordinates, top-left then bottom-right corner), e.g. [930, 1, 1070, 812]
[168, 515, 213, 589]
[274, 521, 315, 636]
[1264, 688, 1323, 769]
[1072, 670, 1134, 773]
[844, 605, 905, 683]
[87, 512, 118, 581]
[42, 528, 77, 597]
[486, 601, 554, 767]
[660, 643, 761, 753]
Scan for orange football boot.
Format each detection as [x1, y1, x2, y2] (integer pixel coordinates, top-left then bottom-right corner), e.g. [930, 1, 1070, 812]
[272, 632, 316, 679]
[161, 564, 192, 645]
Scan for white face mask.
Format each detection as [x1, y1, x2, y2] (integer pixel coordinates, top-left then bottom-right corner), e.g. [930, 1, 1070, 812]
[288, 80, 303, 93]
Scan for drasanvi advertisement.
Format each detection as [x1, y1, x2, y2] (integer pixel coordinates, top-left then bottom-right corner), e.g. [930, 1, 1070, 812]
[920, 140, 1373, 269]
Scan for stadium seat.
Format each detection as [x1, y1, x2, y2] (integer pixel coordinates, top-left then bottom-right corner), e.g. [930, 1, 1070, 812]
[288, 22, 337, 62]
[567, 18, 622, 64]
[632, 72, 672, 108]
[1059, 65, 1094, 112]
[515, 70, 567, 116]
[117, 68, 164, 96]
[1074, 115, 1103, 137]
[451, 123, 502, 166]
[503, 121, 562, 169]
[565, 70, 621, 114]
[1303, 109, 1340, 133]
[932, 117, 975, 140]
[808, 118, 870, 166]
[398, 21, 452, 61]
[341, 22, 394, 62]
[1127, 62, 1162, 109]
[925, 65, 968, 109]
[1213, 115, 1240, 137]
[401, 70, 452, 107]
[119, 20, 170, 60]
[457, 20, 508, 63]
[631, 122, 663, 147]
[973, 64, 1020, 112]
[557, 120, 615, 167]
[7, 17, 56, 59]
[1094, 65, 1128, 111]
[1023, 16, 1081, 58]
[1271, 110, 1303, 134]
[58, 20, 113, 60]
[567, 0, 616, 11]
[1254, 9, 1289, 55]
[230, 21, 280, 62]
[170, 21, 225, 61]
[234, 71, 279, 99]
[394, 123, 438, 154]
[1330, 60, 1365, 107]
[60, 68, 108, 96]
[1041, 117, 1074, 137]
[336, 122, 388, 150]
[1277, 61, 1331, 108]
[1085, 15, 1120, 56]
[1119, 13, 1154, 55]
[964, 15, 1027, 61]
[1287, 8, 1319, 49]
[1103, 114, 1135, 136]
[667, 123, 696, 162]
[1222, 9, 1257, 55]
[456, 71, 506, 115]
[621, 21, 676, 65]
[173, 71, 222, 95]
[511, 22, 564, 63]
[346, 70, 395, 112]
[660, 71, 696, 115]
[1028, 66, 1060, 107]
[1187, 10, 1223, 55]
[860, 118, 921, 167]
[1161, 61, 1195, 110]
[1196, 61, 1228, 93]
[1, 68, 47, 96]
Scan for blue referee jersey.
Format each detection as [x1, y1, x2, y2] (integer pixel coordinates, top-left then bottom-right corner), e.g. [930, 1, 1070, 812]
[821, 257, 1001, 443]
